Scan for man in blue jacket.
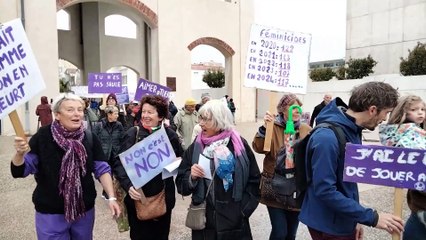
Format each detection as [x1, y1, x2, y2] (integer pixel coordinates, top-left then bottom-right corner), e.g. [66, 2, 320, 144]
[299, 82, 404, 239]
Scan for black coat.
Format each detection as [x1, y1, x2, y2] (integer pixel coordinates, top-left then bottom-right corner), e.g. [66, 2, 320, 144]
[309, 101, 327, 127]
[113, 123, 184, 239]
[176, 138, 261, 240]
[92, 119, 124, 164]
[11, 125, 106, 214]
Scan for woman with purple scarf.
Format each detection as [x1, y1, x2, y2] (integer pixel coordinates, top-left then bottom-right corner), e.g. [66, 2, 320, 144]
[176, 99, 261, 240]
[11, 93, 120, 239]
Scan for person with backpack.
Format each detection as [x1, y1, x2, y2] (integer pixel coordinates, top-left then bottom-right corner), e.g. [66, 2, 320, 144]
[252, 93, 311, 240]
[378, 95, 426, 240]
[299, 82, 404, 239]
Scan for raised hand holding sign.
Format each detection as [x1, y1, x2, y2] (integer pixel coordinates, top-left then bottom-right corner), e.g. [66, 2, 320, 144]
[0, 19, 46, 138]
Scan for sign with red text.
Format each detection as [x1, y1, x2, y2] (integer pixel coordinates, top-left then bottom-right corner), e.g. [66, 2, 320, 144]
[88, 72, 122, 93]
[0, 18, 46, 119]
[118, 126, 176, 188]
[244, 24, 311, 94]
[344, 143, 426, 191]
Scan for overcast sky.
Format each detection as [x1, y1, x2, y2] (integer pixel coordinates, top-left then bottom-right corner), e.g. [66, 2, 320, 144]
[192, 0, 346, 64]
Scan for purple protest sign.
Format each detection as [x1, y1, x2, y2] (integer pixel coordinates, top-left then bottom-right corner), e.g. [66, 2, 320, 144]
[134, 78, 171, 101]
[344, 143, 426, 191]
[88, 73, 122, 93]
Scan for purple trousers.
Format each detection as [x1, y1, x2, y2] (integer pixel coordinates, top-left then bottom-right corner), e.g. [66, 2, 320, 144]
[35, 208, 95, 240]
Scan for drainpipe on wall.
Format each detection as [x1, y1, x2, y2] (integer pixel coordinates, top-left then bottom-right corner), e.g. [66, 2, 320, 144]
[20, 0, 30, 134]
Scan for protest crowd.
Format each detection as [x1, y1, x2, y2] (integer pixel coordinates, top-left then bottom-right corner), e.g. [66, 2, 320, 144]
[1, 8, 424, 240]
[7, 82, 425, 240]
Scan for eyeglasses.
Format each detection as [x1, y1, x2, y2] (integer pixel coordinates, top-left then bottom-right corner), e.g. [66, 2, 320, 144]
[198, 115, 212, 123]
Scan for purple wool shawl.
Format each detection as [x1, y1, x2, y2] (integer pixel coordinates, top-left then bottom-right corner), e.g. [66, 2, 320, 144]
[51, 120, 87, 222]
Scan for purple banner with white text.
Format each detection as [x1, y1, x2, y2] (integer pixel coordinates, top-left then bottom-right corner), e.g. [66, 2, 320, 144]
[134, 78, 171, 101]
[88, 73, 122, 93]
[344, 143, 426, 190]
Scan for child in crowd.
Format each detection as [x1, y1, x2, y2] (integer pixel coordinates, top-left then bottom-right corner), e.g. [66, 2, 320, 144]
[379, 95, 426, 240]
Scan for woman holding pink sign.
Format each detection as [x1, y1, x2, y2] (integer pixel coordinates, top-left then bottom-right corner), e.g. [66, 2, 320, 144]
[379, 95, 426, 240]
[113, 95, 184, 240]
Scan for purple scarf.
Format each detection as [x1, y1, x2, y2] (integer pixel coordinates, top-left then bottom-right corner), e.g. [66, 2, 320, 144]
[192, 129, 249, 202]
[51, 120, 87, 222]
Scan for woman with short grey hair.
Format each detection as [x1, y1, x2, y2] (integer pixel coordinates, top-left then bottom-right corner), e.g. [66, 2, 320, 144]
[93, 104, 124, 166]
[176, 99, 261, 239]
[11, 92, 120, 239]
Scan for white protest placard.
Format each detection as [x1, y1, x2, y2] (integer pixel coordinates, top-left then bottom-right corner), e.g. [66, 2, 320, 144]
[162, 157, 182, 179]
[244, 24, 311, 94]
[0, 18, 46, 119]
[70, 86, 103, 98]
[198, 154, 212, 180]
[118, 126, 176, 189]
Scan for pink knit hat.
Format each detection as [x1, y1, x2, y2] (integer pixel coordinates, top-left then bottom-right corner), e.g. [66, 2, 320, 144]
[276, 93, 302, 113]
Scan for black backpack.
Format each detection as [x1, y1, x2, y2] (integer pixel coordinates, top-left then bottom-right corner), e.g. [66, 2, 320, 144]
[293, 122, 346, 205]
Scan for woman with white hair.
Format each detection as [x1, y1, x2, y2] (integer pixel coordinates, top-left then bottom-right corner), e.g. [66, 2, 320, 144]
[176, 99, 261, 240]
[11, 93, 120, 239]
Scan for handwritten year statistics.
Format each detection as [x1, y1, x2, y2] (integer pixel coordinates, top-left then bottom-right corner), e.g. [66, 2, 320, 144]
[244, 24, 311, 94]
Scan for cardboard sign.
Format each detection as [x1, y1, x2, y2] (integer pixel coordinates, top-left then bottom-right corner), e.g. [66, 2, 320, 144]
[344, 143, 426, 191]
[88, 72, 122, 93]
[134, 78, 171, 101]
[0, 18, 46, 119]
[118, 127, 176, 188]
[244, 24, 311, 94]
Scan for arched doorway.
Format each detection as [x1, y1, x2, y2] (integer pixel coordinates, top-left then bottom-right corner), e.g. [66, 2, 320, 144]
[188, 37, 235, 104]
[56, 0, 157, 90]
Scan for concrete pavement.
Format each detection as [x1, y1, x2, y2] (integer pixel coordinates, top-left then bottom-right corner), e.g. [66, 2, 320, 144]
[0, 121, 409, 239]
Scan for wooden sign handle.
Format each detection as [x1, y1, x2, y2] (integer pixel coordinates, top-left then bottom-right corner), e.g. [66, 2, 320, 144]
[9, 110, 26, 138]
[392, 188, 403, 240]
[263, 92, 277, 151]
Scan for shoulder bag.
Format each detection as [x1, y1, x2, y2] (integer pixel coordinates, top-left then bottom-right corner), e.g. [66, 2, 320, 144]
[135, 187, 167, 220]
[185, 167, 216, 230]
[132, 125, 167, 220]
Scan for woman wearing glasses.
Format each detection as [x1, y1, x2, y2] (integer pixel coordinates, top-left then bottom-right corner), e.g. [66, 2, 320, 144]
[176, 99, 261, 240]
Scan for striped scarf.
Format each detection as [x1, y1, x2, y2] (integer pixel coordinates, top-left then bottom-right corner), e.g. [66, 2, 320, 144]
[51, 120, 87, 222]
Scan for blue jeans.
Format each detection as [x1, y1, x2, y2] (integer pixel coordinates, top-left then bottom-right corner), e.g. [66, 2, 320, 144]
[267, 206, 299, 240]
[403, 212, 426, 240]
